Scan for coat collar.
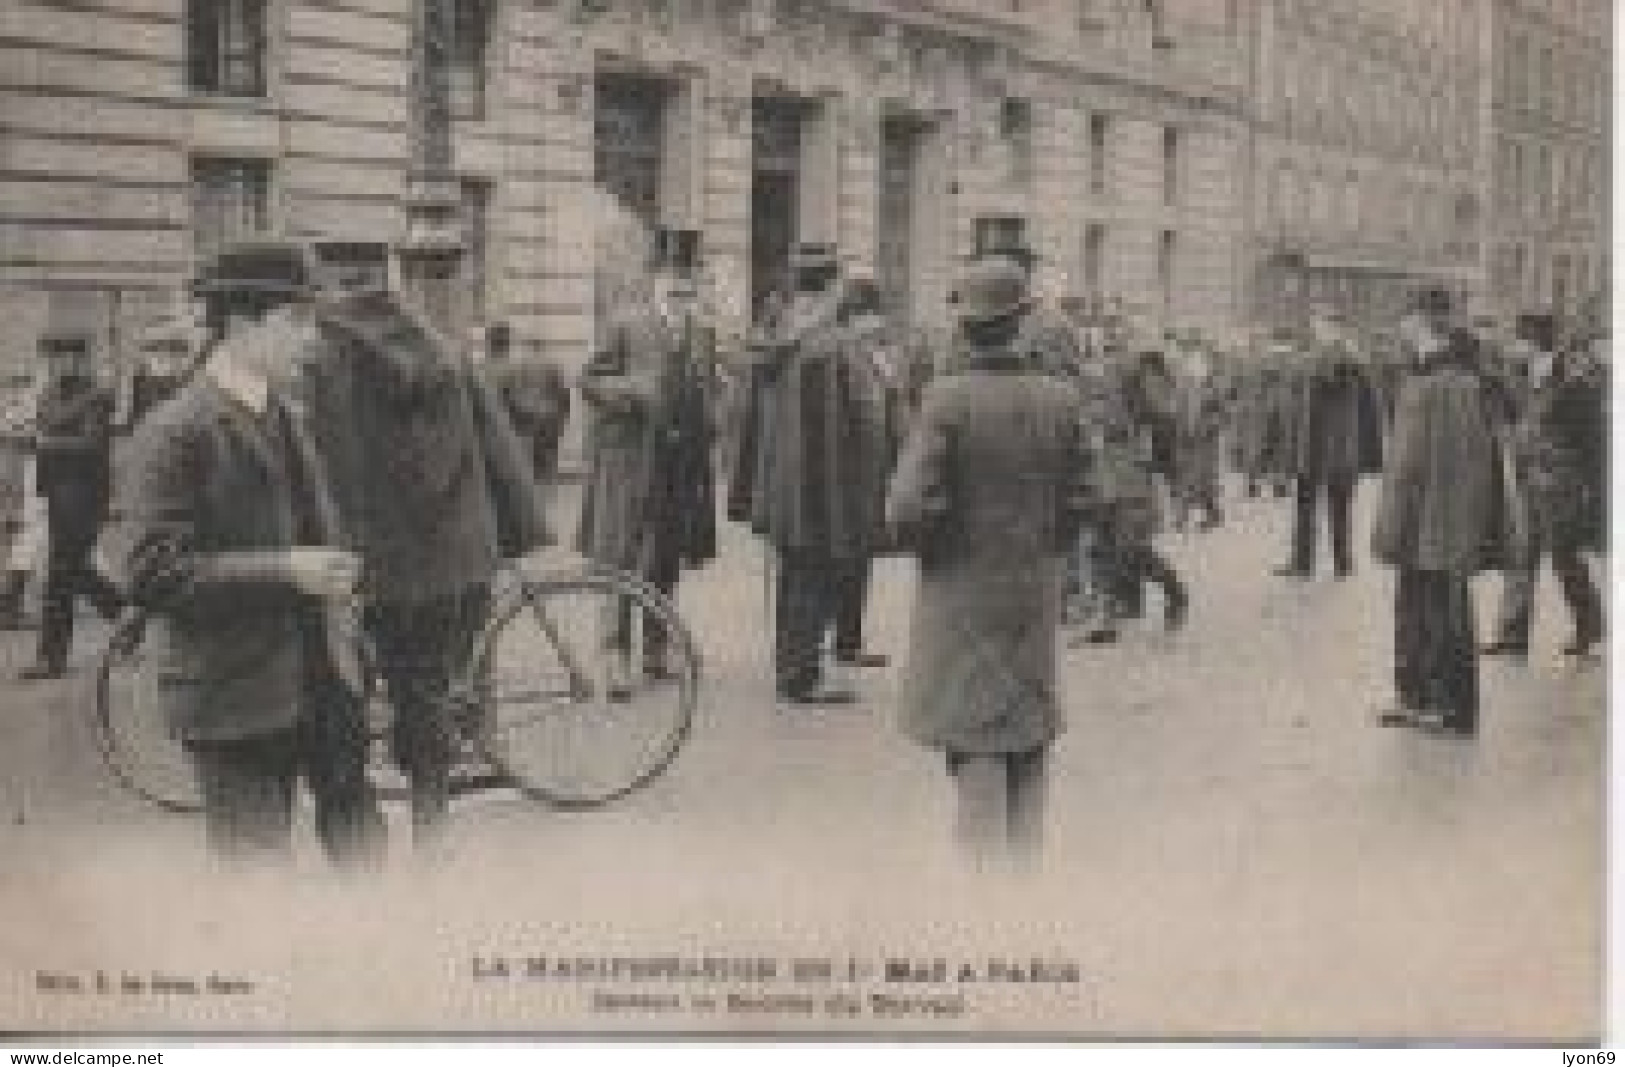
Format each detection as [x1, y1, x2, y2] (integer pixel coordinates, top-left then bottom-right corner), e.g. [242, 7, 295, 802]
[195, 376, 284, 478]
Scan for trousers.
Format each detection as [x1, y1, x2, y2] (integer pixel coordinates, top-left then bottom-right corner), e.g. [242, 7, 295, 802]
[832, 556, 872, 662]
[184, 664, 384, 870]
[1394, 568, 1478, 730]
[1289, 474, 1355, 574]
[775, 549, 840, 697]
[36, 502, 121, 669]
[1494, 537, 1603, 647]
[366, 585, 490, 837]
[945, 746, 1049, 870]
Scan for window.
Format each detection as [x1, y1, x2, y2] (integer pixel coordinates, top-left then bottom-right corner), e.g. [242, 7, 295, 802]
[186, 0, 268, 97]
[1083, 223, 1106, 298]
[1156, 229, 1176, 317]
[190, 157, 273, 260]
[450, 0, 494, 121]
[1088, 113, 1110, 196]
[1001, 97, 1034, 187]
[1161, 125, 1179, 206]
[461, 179, 492, 321]
[1509, 140, 1526, 217]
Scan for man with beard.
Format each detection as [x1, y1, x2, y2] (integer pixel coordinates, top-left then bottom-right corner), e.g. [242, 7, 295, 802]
[19, 333, 123, 680]
[577, 227, 718, 697]
[740, 242, 881, 706]
[301, 267, 551, 844]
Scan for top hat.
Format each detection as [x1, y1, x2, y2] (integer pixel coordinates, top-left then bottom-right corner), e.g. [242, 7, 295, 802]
[655, 227, 702, 280]
[955, 257, 1031, 325]
[789, 241, 838, 273]
[194, 239, 317, 298]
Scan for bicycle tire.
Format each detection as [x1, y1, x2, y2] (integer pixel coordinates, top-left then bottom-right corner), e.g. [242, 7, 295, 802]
[466, 566, 700, 810]
[93, 610, 204, 815]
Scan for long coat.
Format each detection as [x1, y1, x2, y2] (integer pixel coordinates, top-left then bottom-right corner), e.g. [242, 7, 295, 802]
[302, 290, 551, 605]
[887, 353, 1091, 757]
[105, 378, 360, 743]
[33, 376, 115, 538]
[1371, 359, 1514, 576]
[576, 302, 717, 573]
[745, 290, 888, 560]
[1286, 342, 1384, 484]
[1511, 362, 1607, 556]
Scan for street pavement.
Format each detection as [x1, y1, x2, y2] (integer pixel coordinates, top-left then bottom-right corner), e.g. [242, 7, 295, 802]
[0, 478, 1605, 1040]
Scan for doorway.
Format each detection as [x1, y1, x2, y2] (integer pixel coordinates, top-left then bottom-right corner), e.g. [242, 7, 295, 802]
[750, 95, 810, 324]
[877, 113, 927, 324]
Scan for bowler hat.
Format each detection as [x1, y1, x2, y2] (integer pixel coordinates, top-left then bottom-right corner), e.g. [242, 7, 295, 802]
[954, 257, 1030, 325]
[194, 239, 317, 298]
[1514, 312, 1557, 352]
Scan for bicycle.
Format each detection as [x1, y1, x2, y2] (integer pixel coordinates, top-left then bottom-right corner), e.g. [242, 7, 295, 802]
[92, 558, 701, 815]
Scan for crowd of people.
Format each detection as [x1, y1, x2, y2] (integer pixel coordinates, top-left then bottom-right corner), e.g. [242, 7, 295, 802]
[0, 220, 1607, 874]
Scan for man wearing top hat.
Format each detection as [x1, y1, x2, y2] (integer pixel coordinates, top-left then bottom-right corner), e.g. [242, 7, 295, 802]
[738, 240, 880, 705]
[19, 332, 123, 680]
[577, 226, 718, 697]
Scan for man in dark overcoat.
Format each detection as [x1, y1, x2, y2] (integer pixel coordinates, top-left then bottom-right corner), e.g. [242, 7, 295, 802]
[1273, 307, 1383, 580]
[301, 277, 551, 843]
[105, 242, 385, 866]
[1483, 313, 1606, 658]
[1372, 290, 1515, 737]
[577, 227, 718, 695]
[887, 256, 1093, 869]
[20, 334, 122, 680]
[741, 242, 883, 705]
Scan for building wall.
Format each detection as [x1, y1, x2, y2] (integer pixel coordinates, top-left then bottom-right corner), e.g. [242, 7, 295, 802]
[0, 0, 1251, 390]
[1486, 0, 1609, 317]
[1244, 0, 1490, 332]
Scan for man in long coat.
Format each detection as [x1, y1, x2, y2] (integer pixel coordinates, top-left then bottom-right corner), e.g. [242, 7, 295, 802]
[1274, 308, 1383, 580]
[301, 278, 551, 843]
[577, 228, 718, 695]
[20, 334, 123, 679]
[740, 242, 885, 705]
[887, 256, 1093, 868]
[1372, 293, 1514, 737]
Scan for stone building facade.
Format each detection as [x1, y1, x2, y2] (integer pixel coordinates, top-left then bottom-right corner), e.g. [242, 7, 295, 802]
[0, 0, 1249, 392]
[1242, 0, 1490, 333]
[1484, 0, 1608, 318]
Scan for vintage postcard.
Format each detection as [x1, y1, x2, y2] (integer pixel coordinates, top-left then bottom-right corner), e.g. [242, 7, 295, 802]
[0, 0, 1608, 1044]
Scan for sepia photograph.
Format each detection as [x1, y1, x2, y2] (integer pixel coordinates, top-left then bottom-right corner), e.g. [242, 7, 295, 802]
[0, 0, 1610, 1046]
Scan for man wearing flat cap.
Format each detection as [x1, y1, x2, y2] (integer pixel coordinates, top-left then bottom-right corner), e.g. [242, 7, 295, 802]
[887, 255, 1093, 868]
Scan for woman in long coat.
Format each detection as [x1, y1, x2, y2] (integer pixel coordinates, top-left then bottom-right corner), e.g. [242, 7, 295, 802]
[887, 258, 1092, 868]
[1371, 325, 1514, 736]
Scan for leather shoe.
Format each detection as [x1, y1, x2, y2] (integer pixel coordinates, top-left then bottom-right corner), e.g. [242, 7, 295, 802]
[1479, 639, 1529, 657]
[1562, 634, 1600, 657]
[1375, 707, 1422, 728]
[1272, 565, 1310, 579]
[17, 661, 64, 682]
[779, 683, 859, 707]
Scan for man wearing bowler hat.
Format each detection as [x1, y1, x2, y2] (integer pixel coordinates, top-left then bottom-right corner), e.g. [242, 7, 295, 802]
[577, 226, 718, 697]
[104, 239, 386, 865]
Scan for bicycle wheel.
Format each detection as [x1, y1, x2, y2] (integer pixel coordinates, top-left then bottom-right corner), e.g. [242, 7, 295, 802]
[93, 612, 203, 814]
[466, 567, 699, 810]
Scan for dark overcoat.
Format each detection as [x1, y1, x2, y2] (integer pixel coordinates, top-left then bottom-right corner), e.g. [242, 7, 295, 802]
[105, 378, 362, 743]
[33, 377, 115, 535]
[887, 352, 1091, 757]
[1371, 360, 1515, 575]
[746, 290, 887, 560]
[302, 290, 552, 605]
[1512, 364, 1607, 556]
[1287, 341, 1384, 483]
[576, 303, 717, 572]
